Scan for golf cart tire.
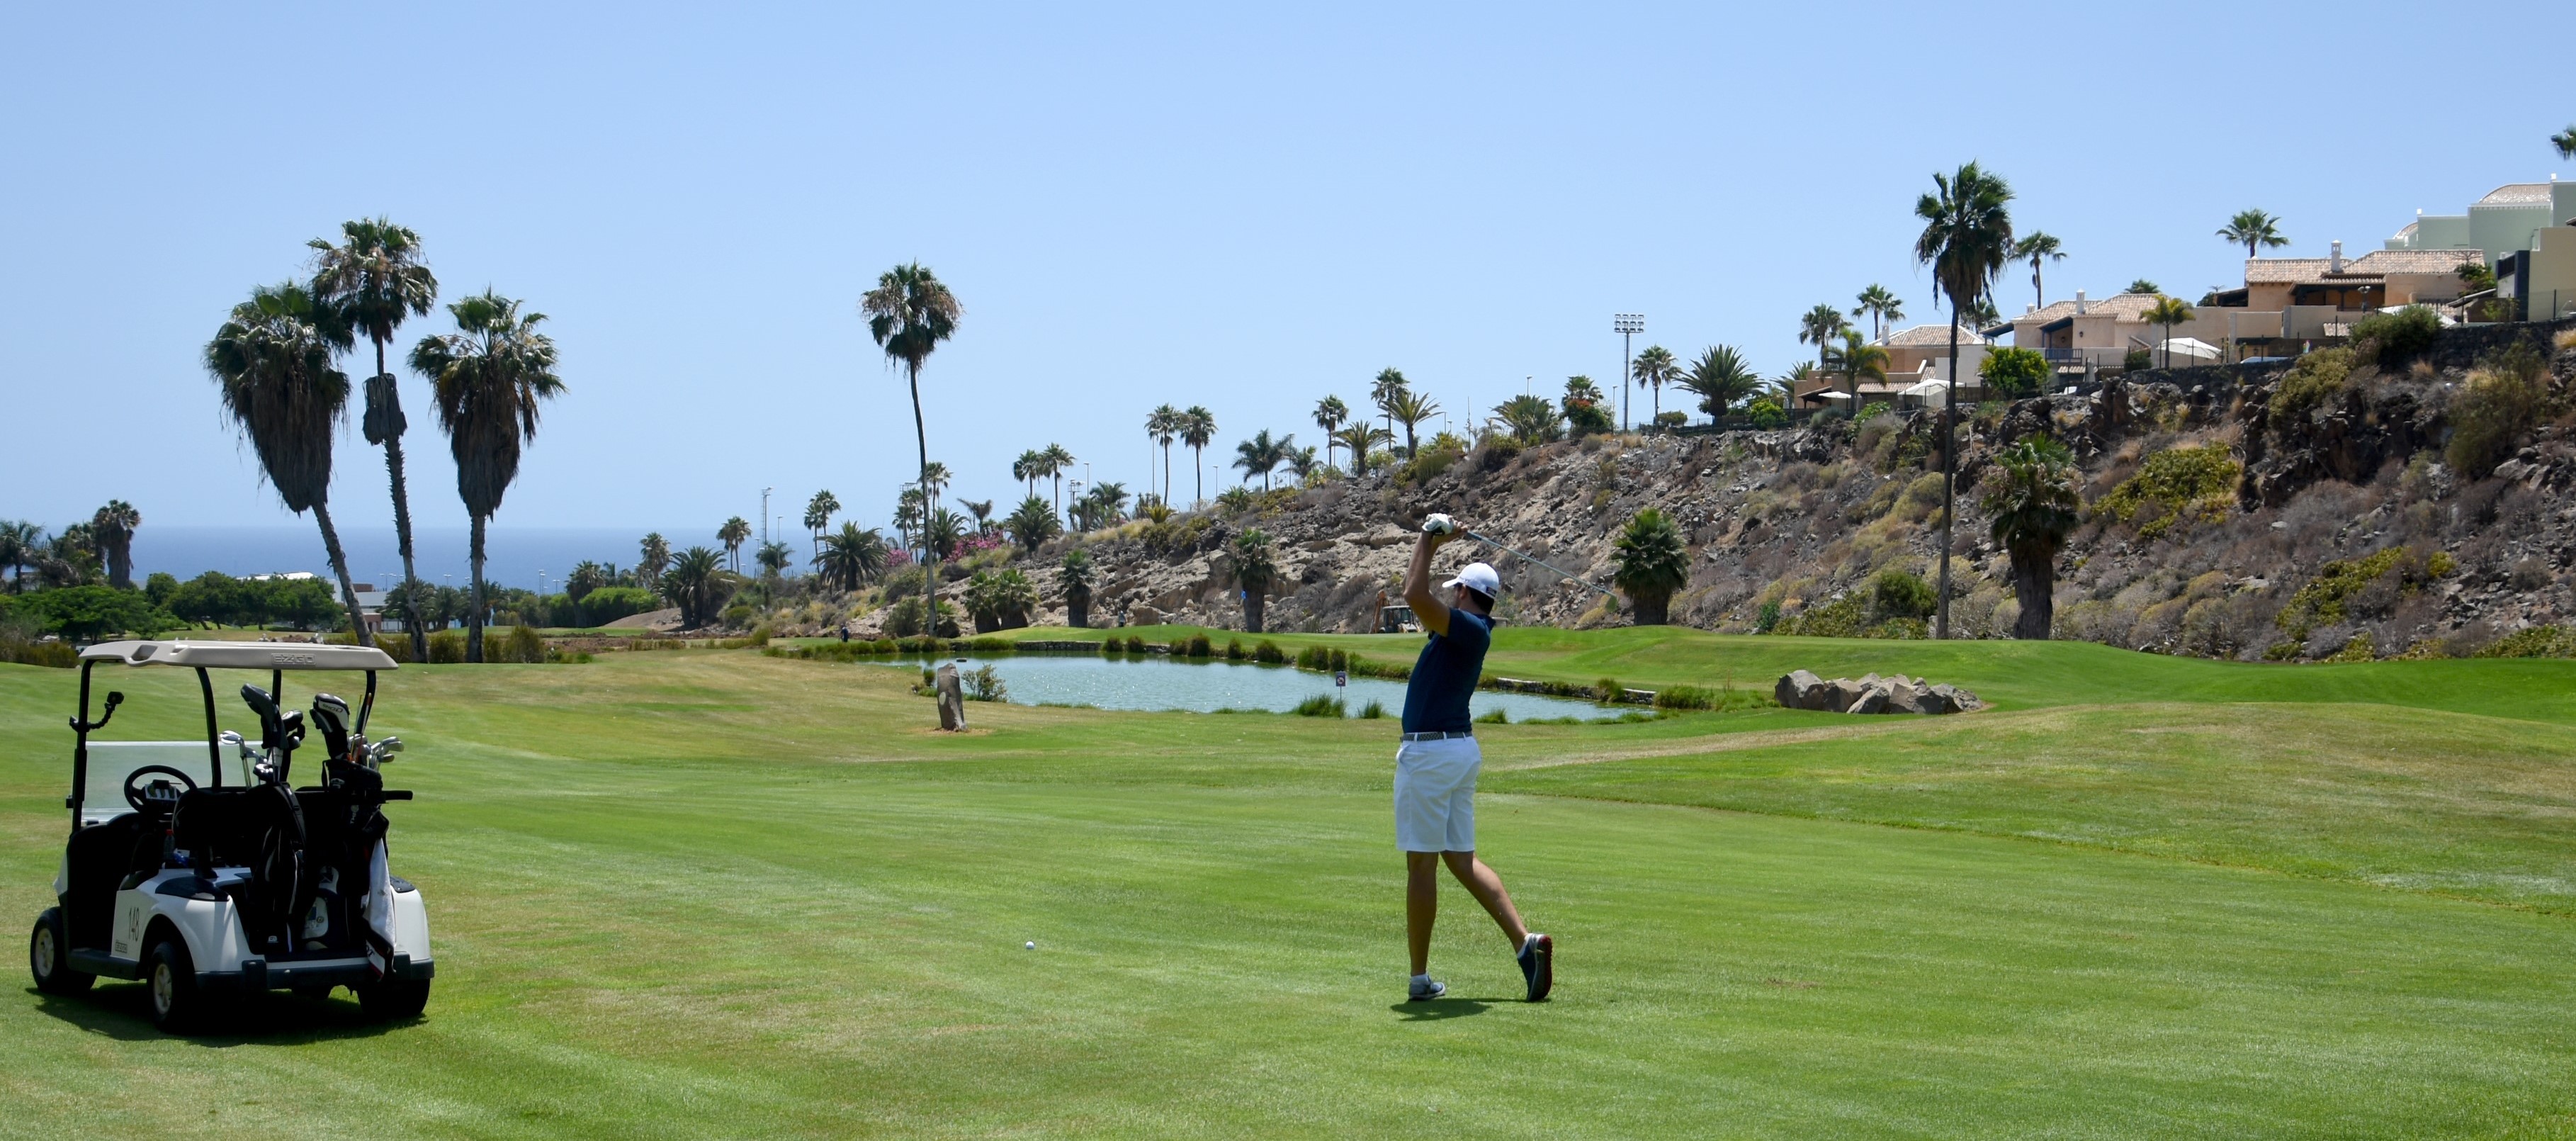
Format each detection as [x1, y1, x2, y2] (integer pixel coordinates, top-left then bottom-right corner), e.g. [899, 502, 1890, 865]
[359, 977, 430, 1021]
[144, 938, 215, 1033]
[29, 908, 94, 995]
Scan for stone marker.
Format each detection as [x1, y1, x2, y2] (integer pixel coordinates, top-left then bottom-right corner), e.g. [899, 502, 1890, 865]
[935, 663, 966, 731]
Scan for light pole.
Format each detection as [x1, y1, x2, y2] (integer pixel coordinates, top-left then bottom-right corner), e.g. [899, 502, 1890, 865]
[1615, 314, 1645, 430]
[760, 487, 772, 548]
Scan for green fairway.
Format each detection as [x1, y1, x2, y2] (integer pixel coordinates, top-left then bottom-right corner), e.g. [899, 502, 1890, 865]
[5, 635, 2576, 1137]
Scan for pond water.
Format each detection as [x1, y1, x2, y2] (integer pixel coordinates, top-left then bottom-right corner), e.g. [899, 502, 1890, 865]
[873, 654, 1632, 721]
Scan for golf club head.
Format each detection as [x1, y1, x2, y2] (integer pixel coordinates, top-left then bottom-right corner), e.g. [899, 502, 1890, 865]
[239, 685, 283, 750]
[310, 694, 352, 762]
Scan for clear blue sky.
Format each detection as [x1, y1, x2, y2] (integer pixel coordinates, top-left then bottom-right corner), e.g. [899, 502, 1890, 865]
[6, 1, 2565, 548]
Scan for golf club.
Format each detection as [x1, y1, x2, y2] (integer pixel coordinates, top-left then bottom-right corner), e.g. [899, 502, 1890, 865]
[1423, 515, 1616, 597]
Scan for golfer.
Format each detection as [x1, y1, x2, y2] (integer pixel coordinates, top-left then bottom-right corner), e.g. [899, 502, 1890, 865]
[1396, 514, 1552, 1002]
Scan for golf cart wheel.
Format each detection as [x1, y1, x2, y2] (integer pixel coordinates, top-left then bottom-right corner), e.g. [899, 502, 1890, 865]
[358, 977, 430, 1021]
[143, 938, 211, 1033]
[29, 909, 93, 995]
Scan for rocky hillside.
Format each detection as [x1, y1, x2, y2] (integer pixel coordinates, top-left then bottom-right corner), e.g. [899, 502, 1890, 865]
[856, 320, 2576, 663]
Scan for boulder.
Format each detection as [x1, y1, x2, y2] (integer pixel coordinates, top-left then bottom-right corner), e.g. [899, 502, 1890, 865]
[1781, 671, 1983, 714]
[1845, 683, 1890, 715]
[1885, 676, 1931, 714]
[935, 664, 966, 731]
[1775, 670, 1829, 710]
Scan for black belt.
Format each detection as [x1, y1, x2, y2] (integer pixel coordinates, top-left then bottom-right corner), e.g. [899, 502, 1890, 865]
[1400, 730, 1474, 741]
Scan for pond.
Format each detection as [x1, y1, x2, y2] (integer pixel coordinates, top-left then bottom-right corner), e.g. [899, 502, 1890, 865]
[874, 653, 1634, 722]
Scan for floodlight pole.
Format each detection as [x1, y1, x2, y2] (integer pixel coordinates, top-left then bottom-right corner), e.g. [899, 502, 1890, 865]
[1615, 314, 1645, 430]
[761, 488, 772, 548]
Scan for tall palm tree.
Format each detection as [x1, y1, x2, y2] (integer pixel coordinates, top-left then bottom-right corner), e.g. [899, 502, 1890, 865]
[1370, 369, 1408, 449]
[1180, 406, 1216, 505]
[1822, 330, 1892, 410]
[1146, 405, 1181, 504]
[755, 541, 793, 579]
[1013, 449, 1042, 500]
[2142, 295, 2196, 369]
[1629, 345, 1681, 423]
[917, 461, 951, 516]
[1680, 346, 1759, 422]
[660, 546, 727, 629]
[1384, 390, 1440, 458]
[891, 488, 926, 556]
[1312, 395, 1349, 471]
[1854, 284, 1904, 342]
[89, 500, 140, 590]
[2555, 125, 2576, 159]
[718, 517, 752, 572]
[1982, 437, 2080, 639]
[960, 498, 996, 536]
[0, 520, 43, 592]
[205, 281, 371, 646]
[410, 290, 565, 662]
[1333, 422, 1391, 476]
[1915, 160, 2016, 640]
[2013, 232, 2064, 311]
[638, 533, 670, 591]
[1231, 528, 1277, 633]
[803, 490, 840, 560]
[861, 262, 963, 643]
[2218, 209, 2289, 259]
[818, 523, 888, 591]
[1232, 429, 1294, 491]
[1797, 304, 1850, 366]
[310, 217, 439, 661]
[1284, 446, 1321, 484]
[1042, 442, 1075, 519]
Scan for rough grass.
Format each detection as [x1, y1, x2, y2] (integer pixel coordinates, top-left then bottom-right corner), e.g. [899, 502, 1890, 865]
[4, 643, 2576, 1137]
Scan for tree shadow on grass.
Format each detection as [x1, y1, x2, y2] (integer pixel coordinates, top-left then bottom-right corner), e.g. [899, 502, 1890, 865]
[26, 984, 415, 1045]
[1389, 997, 1496, 1021]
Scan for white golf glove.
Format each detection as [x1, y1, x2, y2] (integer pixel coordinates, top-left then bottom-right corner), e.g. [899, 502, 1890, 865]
[1420, 513, 1458, 536]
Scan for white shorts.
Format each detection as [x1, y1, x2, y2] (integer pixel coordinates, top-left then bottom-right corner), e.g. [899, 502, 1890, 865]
[1394, 736, 1481, 853]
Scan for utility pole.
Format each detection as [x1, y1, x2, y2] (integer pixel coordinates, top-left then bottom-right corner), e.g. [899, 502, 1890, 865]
[1615, 314, 1644, 430]
[760, 487, 772, 548]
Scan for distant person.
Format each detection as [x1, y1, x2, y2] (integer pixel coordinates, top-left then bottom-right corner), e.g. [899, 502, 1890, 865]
[1394, 514, 1550, 1003]
[839, 626, 851, 643]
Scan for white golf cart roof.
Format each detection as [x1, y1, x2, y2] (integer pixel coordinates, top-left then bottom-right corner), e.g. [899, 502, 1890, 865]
[79, 640, 400, 671]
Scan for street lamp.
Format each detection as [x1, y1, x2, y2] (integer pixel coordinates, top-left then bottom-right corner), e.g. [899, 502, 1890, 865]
[1614, 314, 1645, 430]
[760, 487, 772, 547]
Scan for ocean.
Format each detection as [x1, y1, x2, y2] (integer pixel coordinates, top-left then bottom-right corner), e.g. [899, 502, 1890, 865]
[131, 525, 745, 594]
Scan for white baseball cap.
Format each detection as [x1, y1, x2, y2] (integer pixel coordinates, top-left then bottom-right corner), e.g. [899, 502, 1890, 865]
[1442, 562, 1502, 598]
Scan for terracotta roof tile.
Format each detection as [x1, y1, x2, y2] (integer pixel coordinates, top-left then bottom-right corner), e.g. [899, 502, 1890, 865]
[1882, 323, 1992, 347]
[2245, 258, 2334, 284]
[2342, 248, 2482, 276]
[2475, 183, 2554, 206]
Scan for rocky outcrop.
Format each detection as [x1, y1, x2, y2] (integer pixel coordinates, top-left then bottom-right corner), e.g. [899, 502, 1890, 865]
[1775, 670, 1981, 714]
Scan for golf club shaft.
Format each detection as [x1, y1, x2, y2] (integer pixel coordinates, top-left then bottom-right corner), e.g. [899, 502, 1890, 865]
[1461, 531, 1616, 597]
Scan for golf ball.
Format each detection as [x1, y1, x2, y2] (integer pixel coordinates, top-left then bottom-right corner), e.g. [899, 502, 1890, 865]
[1025, 941, 1036, 950]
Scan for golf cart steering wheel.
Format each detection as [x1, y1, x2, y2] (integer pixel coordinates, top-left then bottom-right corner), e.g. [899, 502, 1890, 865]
[123, 765, 199, 812]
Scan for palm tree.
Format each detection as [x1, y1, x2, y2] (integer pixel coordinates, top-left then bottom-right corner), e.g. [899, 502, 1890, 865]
[1612, 507, 1689, 625]
[718, 517, 752, 573]
[861, 262, 963, 643]
[1629, 344, 1680, 423]
[1333, 422, 1392, 476]
[1284, 445, 1322, 484]
[2142, 295, 2196, 369]
[925, 509, 968, 561]
[1822, 330, 1892, 411]
[205, 281, 371, 646]
[1042, 442, 1075, 519]
[1231, 528, 1277, 633]
[1564, 374, 1604, 405]
[1059, 547, 1096, 628]
[638, 533, 670, 591]
[891, 488, 926, 556]
[89, 500, 140, 590]
[1146, 405, 1181, 504]
[1492, 395, 1564, 446]
[1370, 369, 1408, 449]
[2125, 279, 2162, 297]
[1916, 161, 2016, 640]
[755, 541, 793, 580]
[0, 520, 43, 592]
[960, 498, 996, 535]
[2218, 209, 2289, 260]
[1013, 449, 1042, 500]
[1384, 389, 1440, 458]
[917, 461, 952, 515]
[818, 523, 888, 592]
[803, 490, 840, 561]
[1312, 395, 1349, 471]
[1005, 495, 1060, 551]
[2013, 232, 2064, 311]
[1982, 437, 2081, 639]
[1232, 429, 1294, 490]
[1680, 346, 1759, 422]
[410, 289, 565, 662]
[310, 217, 439, 661]
[1797, 304, 1851, 366]
[566, 561, 610, 605]
[2554, 125, 2576, 159]
[660, 546, 728, 629]
[1854, 284, 1904, 342]
[1180, 406, 1216, 505]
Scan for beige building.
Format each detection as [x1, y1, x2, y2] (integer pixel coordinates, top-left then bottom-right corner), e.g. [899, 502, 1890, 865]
[1791, 323, 1993, 408]
[2211, 244, 2480, 311]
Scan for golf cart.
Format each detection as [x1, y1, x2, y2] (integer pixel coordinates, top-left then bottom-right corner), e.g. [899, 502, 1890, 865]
[26, 640, 434, 1032]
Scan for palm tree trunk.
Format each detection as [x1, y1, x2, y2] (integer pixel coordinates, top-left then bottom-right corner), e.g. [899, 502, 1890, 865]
[908, 361, 936, 638]
[1192, 446, 1203, 505]
[1243, 589, 1264, 634]
[465, 512, 487, 662]
[2012, 546, 2054, 639]
[1936, 305, 1959, 640]
[1160, 444, 1171, 507]
[374, 339, 428, 663]
[312, 502, 372, 647]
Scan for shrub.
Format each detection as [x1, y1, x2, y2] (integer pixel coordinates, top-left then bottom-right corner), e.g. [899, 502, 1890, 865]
[1225, 637, 1247, 661]
[1292, 694, 1345, 717]
[2475, 625, 2576, 658]
[1870, 568, 1937, 621]
[1778, 593, 1866, 637]
[1126, 634, 1147, 653]
[495, 624, 547, 664]
[1327, 648, 1348, 672]
[1102, 636, 1124, 657]
[1398, 434, 1469, 485]
[961, 663, 1008, 702]
[1653, 410, 1688, 428]
[574, 585, 660, 626]
[2276, 545, 2455, 639]
[1187, 633, 1213, 658]
[2351, 305, 2441, 365]
[2327, 631, 2376, 663]
[1594, 677, 1623, 703]
[1979, 346, 2050, 398]
[2095, 442, 2241, 540]
[1754, 600, 1782, 633]
[1295, 643, 1328, 670]
[2446, 342, 2551, 477]
[427, 630, 465, 663]
[2123, 349, 2152, 372]
[1474, 707, 1510, 725]
[1745, 397, 1787, 430]
[2271, 349, 2354, 426]
[1654, 684, 1719, 710]
[1357, 699, 1386, 719]
[1255, 639, 1285, 664]
[1477, 438, 1523, 472]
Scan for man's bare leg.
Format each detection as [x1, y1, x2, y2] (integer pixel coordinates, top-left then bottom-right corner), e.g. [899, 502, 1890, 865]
[1406, 851, 1442, 976]
[1442, 850, 1530, 948]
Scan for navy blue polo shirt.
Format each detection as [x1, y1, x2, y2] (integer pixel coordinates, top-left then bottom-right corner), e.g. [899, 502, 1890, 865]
[1401, 608, 1492, 733]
